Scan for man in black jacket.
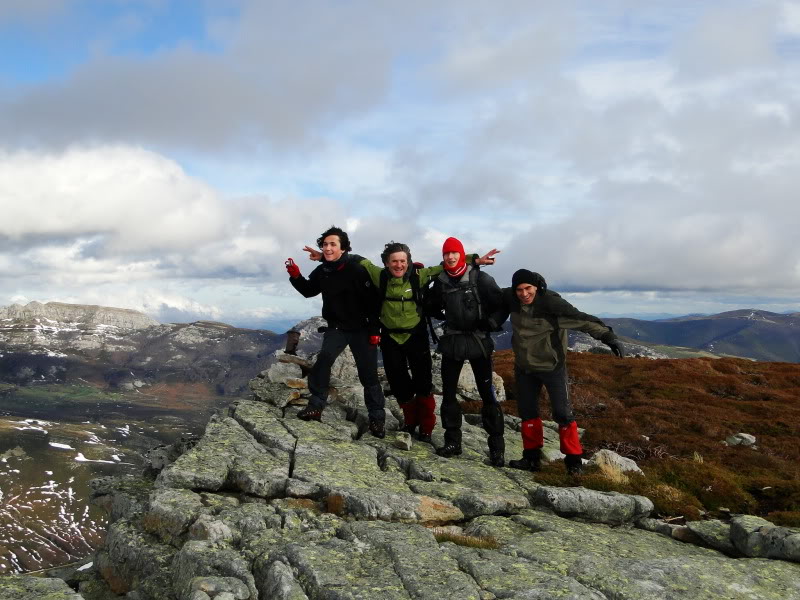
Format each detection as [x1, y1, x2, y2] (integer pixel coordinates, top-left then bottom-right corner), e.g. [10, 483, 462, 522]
[498, 269, 625, 474]
[286, 226, 387, 437]
[425, 237, 506, 466]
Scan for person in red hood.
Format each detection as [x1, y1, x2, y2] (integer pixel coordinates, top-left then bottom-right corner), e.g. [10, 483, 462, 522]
[424, 237, 506, 466]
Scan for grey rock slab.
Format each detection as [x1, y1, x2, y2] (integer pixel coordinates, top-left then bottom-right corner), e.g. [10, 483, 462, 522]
[731, 515, 800, 561]
[465, 511, 800, 600]
[292, 433, 462, 521]
[532, 485, 653, 525]
[261, 560, 310, 600]
[266, 361, 303, 384]
[188, 514, 236, 544]
[172, 541, 256, 600]
[0, 576, 85, 600]
[341, 521, 483, 600]
[157, 416, 289, 498]
[280, 536, 411, 599]
[90, 475, 154, 524]
[282, 407, 357, 442]
[189, 576, 251, 599]
[444, 544, 607, 600]
[94, 518, 176, 598]
[686, 519, 739, 555]
[397, 445, 530, 518]
[145, 487, 211, 546]
[249, 379, 302, 408]
[232, 399, 297, 453]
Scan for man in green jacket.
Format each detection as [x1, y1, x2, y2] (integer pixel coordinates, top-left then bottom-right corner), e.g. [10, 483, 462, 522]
[496, 269, 625, 475]
[304, 241, 498, 443]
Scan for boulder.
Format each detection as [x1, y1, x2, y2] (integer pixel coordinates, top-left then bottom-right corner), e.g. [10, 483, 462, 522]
[686, 519, 739, 555]
[730, 515, 800, 562]
[532, 486, 653, 524]
[725, 433, 757, 447]
[589, 448, 644, 475]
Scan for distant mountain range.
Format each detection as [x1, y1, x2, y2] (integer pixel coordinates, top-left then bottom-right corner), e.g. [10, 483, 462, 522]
[2, 302, 798, 398]
[0, 301, 284, 394]
[604, 309, 800, 363]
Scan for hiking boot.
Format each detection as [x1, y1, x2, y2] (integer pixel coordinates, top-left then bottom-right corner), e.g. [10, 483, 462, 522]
[489, 449, 505, 467]
[401, 424, 418, 436]
[436, 443, 462, 458]
[368, 418, 386, 439]
[564, 454, 584, 475]
[417, 432, 432, 444]
[297, 406, 323, 422]
[508, 448, 541, 472]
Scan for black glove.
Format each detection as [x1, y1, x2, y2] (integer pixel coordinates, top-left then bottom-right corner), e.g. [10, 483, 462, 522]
[607, 339, 625, 358]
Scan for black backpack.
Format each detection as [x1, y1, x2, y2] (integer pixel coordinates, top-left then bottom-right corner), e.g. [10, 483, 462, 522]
[435, 265, 483, 331]
[378, 263, 439, 343]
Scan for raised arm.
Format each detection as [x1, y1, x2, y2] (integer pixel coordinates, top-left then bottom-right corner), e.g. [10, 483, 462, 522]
[475, 248, 501, 266]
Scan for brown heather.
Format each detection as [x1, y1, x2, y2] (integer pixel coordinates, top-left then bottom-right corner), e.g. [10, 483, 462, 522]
[486, 351, 800, 524]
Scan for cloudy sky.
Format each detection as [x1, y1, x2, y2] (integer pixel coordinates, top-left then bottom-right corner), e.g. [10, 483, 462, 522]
[1, 0, 799, 330]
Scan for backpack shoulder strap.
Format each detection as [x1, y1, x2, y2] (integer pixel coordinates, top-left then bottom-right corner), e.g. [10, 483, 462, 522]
[469, 266, 483, 321]
[408, 264, 420, 303]
[379, 269, 390, 301]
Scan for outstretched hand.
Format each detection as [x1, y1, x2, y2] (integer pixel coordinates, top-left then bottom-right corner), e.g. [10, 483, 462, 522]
[285, 258, 301, 278]
[476, 249, 501, 266]
[303, 245, 322, 261]
[607, 339, 626, 358]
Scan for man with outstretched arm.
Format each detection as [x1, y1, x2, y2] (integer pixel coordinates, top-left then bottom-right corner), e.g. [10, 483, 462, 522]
[303, 240, 499, 444]
[285, 226, 387, 438]
[424, 237, 506, 467]
[496, 269, 625, 475]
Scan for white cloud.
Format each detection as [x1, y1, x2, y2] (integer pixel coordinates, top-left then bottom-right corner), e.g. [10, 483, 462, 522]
[1, 2, 799, 323]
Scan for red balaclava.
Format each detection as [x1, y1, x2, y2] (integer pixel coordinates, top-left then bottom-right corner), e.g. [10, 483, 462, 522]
[442, 237, 467, 277]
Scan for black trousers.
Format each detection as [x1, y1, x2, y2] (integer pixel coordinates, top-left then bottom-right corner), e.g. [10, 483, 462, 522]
[515, 365, 575, 425]
[380, 325, 433, 404]
[440, 355, 504, 449]
[307, 328, 385, 420]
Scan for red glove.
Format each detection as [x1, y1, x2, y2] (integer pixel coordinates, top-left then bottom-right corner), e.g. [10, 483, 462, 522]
[285, 258, 301, 278]
[369, 335, 381, 346]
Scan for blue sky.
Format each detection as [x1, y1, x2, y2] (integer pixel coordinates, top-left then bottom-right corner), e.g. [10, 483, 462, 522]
[1, 0, 799, 331]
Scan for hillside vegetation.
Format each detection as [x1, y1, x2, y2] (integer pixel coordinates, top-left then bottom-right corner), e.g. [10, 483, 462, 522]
[489, 350, 800, 526]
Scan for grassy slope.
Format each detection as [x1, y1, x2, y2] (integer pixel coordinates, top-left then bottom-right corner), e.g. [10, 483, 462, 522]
[489, 350, 800, 526]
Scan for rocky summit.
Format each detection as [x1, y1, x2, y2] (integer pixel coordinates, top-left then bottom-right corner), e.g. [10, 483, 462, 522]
[4, 350, 800, 600]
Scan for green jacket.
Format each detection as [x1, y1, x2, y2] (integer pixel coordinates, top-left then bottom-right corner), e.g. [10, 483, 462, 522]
[356, 254, 478, 345]
[499, 288, 615, 372]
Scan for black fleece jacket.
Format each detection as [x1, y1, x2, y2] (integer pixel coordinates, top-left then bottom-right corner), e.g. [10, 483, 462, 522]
[289, 253, 378, 333]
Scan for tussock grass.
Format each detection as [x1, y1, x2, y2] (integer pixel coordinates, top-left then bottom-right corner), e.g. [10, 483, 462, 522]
[430, 527, 500, 550]
[490, 351, 800, 522]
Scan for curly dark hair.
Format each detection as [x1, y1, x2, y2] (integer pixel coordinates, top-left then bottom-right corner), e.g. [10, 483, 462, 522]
[316, 226, 351, 252]
[380, 241, 411, 266]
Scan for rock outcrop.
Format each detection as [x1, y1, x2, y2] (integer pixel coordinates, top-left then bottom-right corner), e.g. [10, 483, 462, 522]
[5, 351, 800, 600]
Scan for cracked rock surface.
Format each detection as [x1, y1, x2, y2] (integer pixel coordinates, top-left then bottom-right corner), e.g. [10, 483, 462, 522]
[5, 355, 800, 600]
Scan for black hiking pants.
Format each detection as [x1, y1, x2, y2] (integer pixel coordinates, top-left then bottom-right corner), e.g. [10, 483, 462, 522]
[440, 354, 504, 450]
[380, 324, 433, 405]
[515, 365, 575, 426]
[307, 328, 385, 420]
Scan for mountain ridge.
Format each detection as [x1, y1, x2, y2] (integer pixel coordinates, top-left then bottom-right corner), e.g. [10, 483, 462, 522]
[606, 308, 800, 362]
